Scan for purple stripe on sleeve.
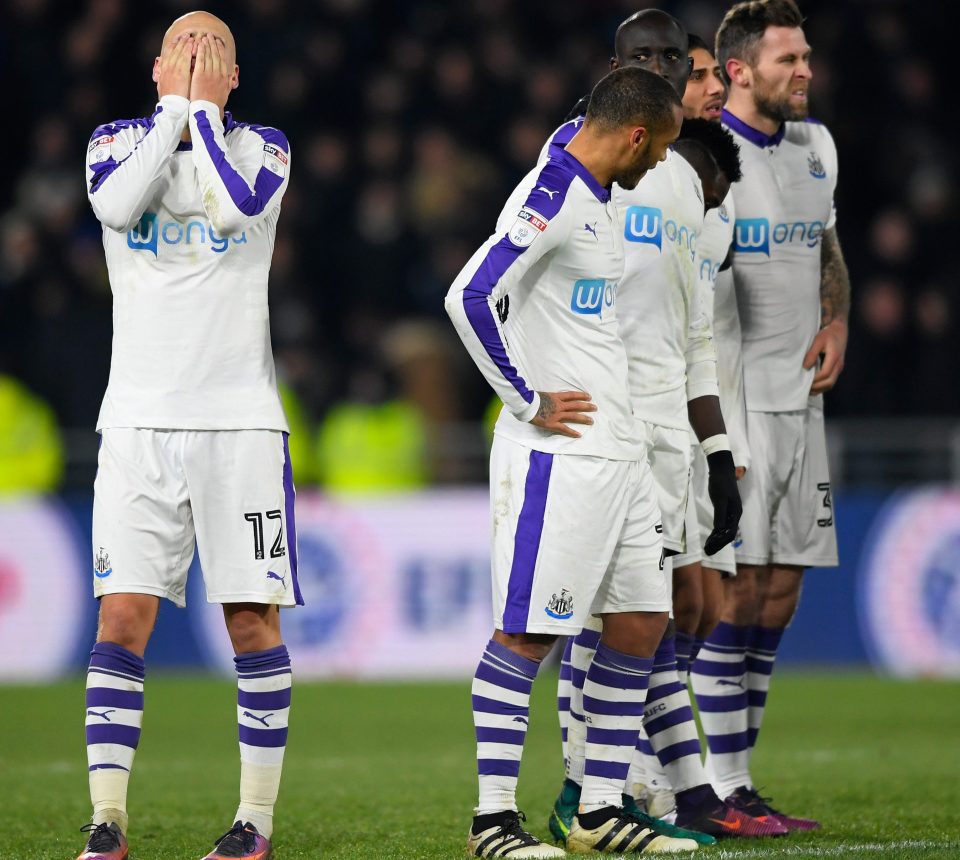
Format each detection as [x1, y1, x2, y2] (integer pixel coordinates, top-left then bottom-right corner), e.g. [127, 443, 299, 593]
[86, 724, 141, 748]
[88, 107, 163, 194]
[86, 688, 144, 710]
[237, 688, 292, 711]
[549, 118, 582, 149]
[502, 451, 553, 632]
[193, 109, 285, 216]
[281, 434, 304, 605]
[478, 758, 522, 777]
[239, 725, 289, 748]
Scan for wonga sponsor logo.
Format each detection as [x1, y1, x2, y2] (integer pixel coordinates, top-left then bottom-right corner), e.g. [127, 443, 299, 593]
[624, 206, 696, 257]
[570, 279, 617, 318]
[733, 217, 825, 256]
[127, 212, 248, 257]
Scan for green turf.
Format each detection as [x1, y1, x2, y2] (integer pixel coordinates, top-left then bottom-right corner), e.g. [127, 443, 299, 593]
[3, 672, 959, 858]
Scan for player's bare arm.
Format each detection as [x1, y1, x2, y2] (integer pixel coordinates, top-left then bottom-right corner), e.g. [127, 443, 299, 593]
[530, 390, 596, 438]
[156, 32, 193, 100]
[804, 226, 851, 394]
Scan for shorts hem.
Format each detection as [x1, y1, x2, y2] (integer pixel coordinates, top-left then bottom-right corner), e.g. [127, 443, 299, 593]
[592, 600, 671, 614]
[206, 591, 300, 606]
[772, 555, 839, 569]
[94, 583, 185, 609]
[701, 559, 737, 575]
[663, 540, 684, 554]
[501, 621, 586, 636]
[672, 553, 701, 569]
[734, 553, 838, 569]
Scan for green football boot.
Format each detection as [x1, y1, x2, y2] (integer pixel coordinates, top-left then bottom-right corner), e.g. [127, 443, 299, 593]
[621, 793, 717, 846]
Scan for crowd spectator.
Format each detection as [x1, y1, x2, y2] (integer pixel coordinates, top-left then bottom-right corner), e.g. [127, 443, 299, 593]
[1, 0, 956, 489]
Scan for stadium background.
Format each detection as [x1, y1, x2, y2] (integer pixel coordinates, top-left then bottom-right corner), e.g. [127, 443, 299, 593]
[1, 0, 958, 682]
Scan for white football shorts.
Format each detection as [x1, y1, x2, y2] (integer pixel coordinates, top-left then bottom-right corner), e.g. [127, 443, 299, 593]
[642, 421, 693, 554]
[734, 404, 838, 568]
[673, 444, 737, 575]
[92, 428, 303, 607]
[490, 435, 668, 635]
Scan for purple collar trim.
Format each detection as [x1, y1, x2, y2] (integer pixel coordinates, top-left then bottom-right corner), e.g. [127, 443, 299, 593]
[550, 145, 610, 203]
[722, 108, 785, 148]
[176, 141, 193, 151]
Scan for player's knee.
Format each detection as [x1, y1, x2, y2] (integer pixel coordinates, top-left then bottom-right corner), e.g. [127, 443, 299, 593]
[697, 596, 723, 639]
[600, 610, 669, 657]
[225, 603, 282, 654]
[98, 596, 157, 653]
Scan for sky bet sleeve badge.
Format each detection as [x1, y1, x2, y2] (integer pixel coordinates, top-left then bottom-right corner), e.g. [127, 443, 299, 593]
[263, 143, 289, 177]
[508, 208, 547, 247]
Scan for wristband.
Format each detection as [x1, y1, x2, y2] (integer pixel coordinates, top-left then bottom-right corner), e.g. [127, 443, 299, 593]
[701, 433, 731, 456]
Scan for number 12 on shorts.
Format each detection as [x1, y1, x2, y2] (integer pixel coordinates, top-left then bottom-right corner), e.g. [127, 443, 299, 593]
[244, 509, 286, 560]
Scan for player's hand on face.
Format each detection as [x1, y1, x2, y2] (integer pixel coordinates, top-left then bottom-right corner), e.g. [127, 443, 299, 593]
[804, 318, 848, 394]
[704, 450, 743, 555]
[157, 33, 193, 100]
[190, 34, 233, 108]
[530, 390, 597, 438]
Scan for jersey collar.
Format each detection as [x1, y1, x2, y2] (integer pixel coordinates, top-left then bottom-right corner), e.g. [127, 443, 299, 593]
[550, 145, 611, 204]
[721, 108, 785, 148]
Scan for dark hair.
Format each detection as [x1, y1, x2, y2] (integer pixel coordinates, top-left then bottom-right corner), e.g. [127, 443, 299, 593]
[585, 66, 681, 134]
[678, 118, 743, 183]
[687, 33, 712, 54]
[716, 0, 804, 80]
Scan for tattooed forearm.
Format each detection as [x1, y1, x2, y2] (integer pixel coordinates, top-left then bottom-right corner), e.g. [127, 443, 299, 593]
[536, 392, 555, 420]
[820, 227, 851, 326]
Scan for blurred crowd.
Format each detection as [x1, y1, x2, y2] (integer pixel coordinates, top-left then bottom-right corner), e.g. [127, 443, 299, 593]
[1, 0, 957, 492]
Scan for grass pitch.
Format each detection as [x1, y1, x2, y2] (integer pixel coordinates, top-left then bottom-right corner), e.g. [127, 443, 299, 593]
[3, 672, 959, 859]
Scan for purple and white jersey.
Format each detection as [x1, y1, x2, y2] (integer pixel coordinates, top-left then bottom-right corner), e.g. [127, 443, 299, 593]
[615, 150, 717, 431]
[723, 109, 838, 413]
[86, 94, 290, 431]
[446, 145, 640, 461]
[696, 195, 749, 468]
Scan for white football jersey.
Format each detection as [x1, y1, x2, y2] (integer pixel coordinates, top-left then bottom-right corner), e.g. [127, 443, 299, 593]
[615, 150, 718, 430]
[695, 194, 749, 468]
[723, 109, 838, 412]
[86, 95, 290, 431]
[446, 143, 641, 461]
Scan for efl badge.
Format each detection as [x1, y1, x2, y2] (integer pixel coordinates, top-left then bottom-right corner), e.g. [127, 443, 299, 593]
[508, 208, 547, 248]
[263, 143, 289, 177]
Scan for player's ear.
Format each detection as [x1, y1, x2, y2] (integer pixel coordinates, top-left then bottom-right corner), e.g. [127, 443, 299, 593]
[610, 56, 620, 70]
[725, 57, 749, 88]
[230, 64, 240, 91]
[152, 56, 161, 84]
[631, 126, 648, 149]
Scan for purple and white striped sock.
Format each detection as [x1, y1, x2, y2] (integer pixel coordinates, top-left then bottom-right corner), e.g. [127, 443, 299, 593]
[673, 630, 695, 686]
[580, 643, 654, 813]
[235, 645, 292, 838]
[690, 636, 705, 670]
[565, 619, 601, 787]
[85, 642, 145, 833]
[691, 621, 751, 799]
[558, 637, 573, 763]
[746, 625, 784, 755]
[642, 635, 705, 794]
[473, 639, 540, 814]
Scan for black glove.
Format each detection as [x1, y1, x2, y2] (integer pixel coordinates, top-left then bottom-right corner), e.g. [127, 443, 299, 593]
[704, 449, 742, 556]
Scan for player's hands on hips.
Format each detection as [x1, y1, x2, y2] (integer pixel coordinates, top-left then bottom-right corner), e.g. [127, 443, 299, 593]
[157, 33, 193, 100]
[804, 318, 848, 394]
[704, 450, 742, 555]
[530, 391, 596, 438]
[190, 34, 233, 108]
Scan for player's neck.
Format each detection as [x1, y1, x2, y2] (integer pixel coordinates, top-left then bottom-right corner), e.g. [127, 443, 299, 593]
[565, 130, 616, 189]
[724, 92, 782, 137]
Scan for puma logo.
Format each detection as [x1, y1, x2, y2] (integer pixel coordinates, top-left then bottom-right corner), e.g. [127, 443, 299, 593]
[537, 186, 559, 199]
[716, 679, 745, 689]
[242, 711, 275, 727]
[86, 709, 117, 721]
